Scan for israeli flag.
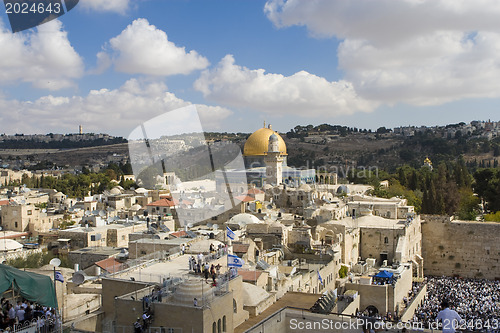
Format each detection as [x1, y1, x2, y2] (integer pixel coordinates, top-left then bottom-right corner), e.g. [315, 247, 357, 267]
[226, 226, 235, 240]
[227, 254, 244, 267]
[317, 270, 323, 286]
[55, 271, 64, 283]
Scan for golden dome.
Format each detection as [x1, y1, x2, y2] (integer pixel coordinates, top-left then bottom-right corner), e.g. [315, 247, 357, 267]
[244, 126, 287, 156]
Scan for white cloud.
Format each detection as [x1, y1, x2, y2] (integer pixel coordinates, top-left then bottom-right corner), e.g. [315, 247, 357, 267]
[194, 55, 377, 117]
[264, 0, 500, 106]
[0, 79, 232, 135]
[79, 0, 130, 15]
[0, 19, 84, 90]
[100, 18, 209, 76]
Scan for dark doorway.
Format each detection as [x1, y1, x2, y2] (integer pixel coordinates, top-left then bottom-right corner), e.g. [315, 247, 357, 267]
[380, 253, 388, 265]
[365, 305, 379, 316]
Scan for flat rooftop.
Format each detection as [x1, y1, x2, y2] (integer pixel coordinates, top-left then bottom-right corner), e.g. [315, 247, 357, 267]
[132, 238, 187, 245]
[70, 247, 123, 256]
[110, 253, 228, 283]
[60, 223, 140, 233]
[329, 216, 407, 229]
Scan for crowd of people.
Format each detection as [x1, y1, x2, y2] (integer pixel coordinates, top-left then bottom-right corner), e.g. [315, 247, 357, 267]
[188, 244, 226, 286]
[189, 254, 222, 286]
[0, 298, 59, 332]
[402, 281, 425, 308]
[413, 276, 500, 328]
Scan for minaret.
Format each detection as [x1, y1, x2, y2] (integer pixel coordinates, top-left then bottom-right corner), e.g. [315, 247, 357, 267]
[265, 132, 283, 185]
[79, 125, 83, 135]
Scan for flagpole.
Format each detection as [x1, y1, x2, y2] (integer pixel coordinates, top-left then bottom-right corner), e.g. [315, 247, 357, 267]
[53, 266, 57, 306]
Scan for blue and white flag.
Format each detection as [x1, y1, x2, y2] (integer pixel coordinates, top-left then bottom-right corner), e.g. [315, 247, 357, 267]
[226, 226, 235, 240]
[227, 254, 244, 267]
[55, 271, 64, 283]
[317, 270, 323, 286]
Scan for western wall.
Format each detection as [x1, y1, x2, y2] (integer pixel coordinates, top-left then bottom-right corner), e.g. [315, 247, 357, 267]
[421, 215, 500, 280]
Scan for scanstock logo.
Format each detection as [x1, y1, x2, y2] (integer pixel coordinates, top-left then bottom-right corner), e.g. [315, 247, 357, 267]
[128, 105, 249, 227]
[3, 0, 79, 33]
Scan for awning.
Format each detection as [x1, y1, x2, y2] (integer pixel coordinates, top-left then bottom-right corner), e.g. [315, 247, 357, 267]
[0, 264, 57, 308]
[375, 270, 393, 279]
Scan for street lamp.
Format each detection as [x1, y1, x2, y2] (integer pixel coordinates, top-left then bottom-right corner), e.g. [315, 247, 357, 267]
[49, 258, 61, 321]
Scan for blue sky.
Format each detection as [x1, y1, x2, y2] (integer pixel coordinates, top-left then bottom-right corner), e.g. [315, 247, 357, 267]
[1, 0, 500, 137]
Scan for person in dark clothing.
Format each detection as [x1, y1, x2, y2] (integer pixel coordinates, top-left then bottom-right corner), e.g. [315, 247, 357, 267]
[204, 265, 210, 283]
[134, 317, 142, 333]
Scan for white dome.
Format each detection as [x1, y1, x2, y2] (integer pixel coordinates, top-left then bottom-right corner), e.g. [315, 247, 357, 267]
[0, 239, 23, 251]
[130, 204, 142, 211]
[229, 213, 261, 227]
[242, 282, 270, 307]
[135, 188, 148, 194]
[299, 184, 312, 192]
[110, 187, 122, 195]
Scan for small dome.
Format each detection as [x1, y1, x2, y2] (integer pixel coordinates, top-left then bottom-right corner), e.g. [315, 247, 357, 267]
[263, 184, 273, 191]
[134, 188, 148, 194]
[110, 187, 122, 195]
[130, 204, 142, 211]
[242, 282, 271, 307]
[299, 184, 312, 192]
[269, 133, 279, 142]
[336, 185, 350, 194]
[229, 213, 262, 227]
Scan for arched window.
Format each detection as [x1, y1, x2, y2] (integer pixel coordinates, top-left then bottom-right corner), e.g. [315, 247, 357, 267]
[223, 316, 227, 332]
[212, 322, 216, 333]
[233, 299, 237, 313]
[218, 319, 222, 333]
[384, 237, 389, 244]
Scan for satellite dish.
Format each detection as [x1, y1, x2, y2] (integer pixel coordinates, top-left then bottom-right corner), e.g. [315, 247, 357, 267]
[84, 211, 91, 216]
[267, 204, 273, 210]
[133, 216, 139, 222]
[99, 210, 106, 217]
[72, 271, 88, 285]
[207, 223, 213, 228]
[42, 209, 47, 213]
[92, 210, 99, 215]
[107, 217, 113, 223]
[49, 258, 61, 267]
[213, 224, 218, 230]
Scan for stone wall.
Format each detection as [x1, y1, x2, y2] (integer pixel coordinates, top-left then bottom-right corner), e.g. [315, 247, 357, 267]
[400, 284, 427, 322]
[421, 215, 500, 279]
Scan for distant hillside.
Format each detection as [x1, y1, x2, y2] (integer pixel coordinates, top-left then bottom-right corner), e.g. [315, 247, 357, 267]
[283, 124, 500, 172]
[0, 135, 126, 149]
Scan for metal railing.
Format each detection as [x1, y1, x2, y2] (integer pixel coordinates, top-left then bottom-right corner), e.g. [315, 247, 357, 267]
[117, 270, 235, 310]
[11, 316, 63, 333]
[106, 325, 183, 333]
